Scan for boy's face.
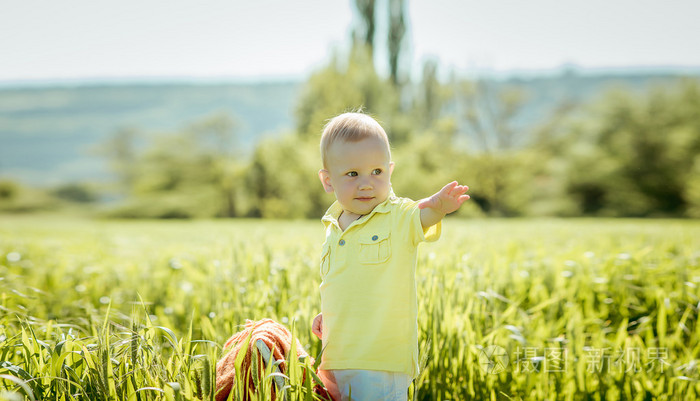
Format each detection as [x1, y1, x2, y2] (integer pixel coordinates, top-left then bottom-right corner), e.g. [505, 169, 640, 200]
[319, 136, 394, 217]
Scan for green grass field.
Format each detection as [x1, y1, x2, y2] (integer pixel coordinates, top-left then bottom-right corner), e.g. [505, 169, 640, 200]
[1, 215, 699, 400]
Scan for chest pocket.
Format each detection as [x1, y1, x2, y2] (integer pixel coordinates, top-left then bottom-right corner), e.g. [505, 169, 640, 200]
[359, 230, 391, 265]
[320, 244, 331, 277]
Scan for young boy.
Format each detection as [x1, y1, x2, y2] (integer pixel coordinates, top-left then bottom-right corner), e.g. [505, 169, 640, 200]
[311, 112, 469, 401]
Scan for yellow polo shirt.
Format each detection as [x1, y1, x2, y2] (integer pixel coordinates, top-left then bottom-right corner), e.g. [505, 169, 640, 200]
[318, 191, 441, 378]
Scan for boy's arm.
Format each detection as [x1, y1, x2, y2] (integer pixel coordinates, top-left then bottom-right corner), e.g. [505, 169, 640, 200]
[418, 181, 470, 229]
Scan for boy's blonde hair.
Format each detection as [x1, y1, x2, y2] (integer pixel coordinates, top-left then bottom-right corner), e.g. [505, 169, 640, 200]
[320, 112, 391, 168]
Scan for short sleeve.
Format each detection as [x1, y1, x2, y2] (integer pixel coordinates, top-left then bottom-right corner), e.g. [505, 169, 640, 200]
[394, 197, 442, 246]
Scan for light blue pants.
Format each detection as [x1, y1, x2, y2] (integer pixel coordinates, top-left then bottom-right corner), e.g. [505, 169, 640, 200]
[331, 369, 412, 401]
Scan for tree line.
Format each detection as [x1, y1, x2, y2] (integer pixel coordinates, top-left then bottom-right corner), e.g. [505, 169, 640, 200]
[91, 47, 700, 219]
[2, 0, 698, 218]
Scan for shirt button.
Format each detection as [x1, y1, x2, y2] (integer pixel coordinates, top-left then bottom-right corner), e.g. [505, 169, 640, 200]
[372, 235, 378, 241]
[339, 239, 345, 246]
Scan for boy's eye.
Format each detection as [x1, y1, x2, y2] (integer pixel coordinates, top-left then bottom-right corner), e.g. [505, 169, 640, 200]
[372, 169, 382, 175]
[346, 171, 358, 177]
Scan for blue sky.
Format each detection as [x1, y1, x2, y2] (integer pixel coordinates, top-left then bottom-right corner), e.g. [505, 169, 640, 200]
[2, 0, 699, 83]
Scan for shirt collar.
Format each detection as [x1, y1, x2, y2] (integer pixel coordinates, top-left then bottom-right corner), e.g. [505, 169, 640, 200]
[322, 188, 397, 228]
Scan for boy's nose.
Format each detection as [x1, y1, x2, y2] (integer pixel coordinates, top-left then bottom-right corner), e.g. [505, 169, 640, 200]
[358, 177, 373, 190]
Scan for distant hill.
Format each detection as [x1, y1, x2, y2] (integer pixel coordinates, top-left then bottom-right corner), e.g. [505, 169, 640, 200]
[0, 81, 301, 185]
[488, 69, 699, 131]
[1, 70, 697, 186]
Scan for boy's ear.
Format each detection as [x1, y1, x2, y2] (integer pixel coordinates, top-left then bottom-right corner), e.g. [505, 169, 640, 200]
[389, 162, 395, 176]
[318, 169, 334, 193]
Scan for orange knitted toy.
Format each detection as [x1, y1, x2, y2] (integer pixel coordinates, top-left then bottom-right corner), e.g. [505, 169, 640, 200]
[215, 319, 334, 401]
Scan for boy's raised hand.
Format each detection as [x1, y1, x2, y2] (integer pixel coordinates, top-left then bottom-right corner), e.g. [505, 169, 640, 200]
[418, 181, 470, 215]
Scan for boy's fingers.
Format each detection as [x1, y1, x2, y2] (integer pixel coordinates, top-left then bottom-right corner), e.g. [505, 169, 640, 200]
[443, 181, 458, 195]
[312, 319, 322, 337]
[421, 182, 469, 209]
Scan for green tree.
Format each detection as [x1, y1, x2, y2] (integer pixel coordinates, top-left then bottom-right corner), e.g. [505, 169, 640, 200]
[451, 76, 532, 215]
[95, 127, 140, 195]
[246, 135, 327, 219]
[294, 46, 400, 141]
[387, 0, 407, 86]
[457, 78, 529, 151]
[0, 180, 18, 200]
[103, 113, 243, 218]
[50, 183, 97, 203]
[352, 0, 409, 86]
[184, 113, 241, 217]
[353, 0, 376, 54]
[410, 59, 455, 131]
[0, 180, 57, 213]
[557, 79, 700, 216]
[686, 155, 700, 218]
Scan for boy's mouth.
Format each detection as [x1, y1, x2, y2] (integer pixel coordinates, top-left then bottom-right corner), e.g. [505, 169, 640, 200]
[355, 197, 374, 202]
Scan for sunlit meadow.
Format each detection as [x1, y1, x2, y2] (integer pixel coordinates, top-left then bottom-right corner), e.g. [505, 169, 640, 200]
[1, 215, 699, 400]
